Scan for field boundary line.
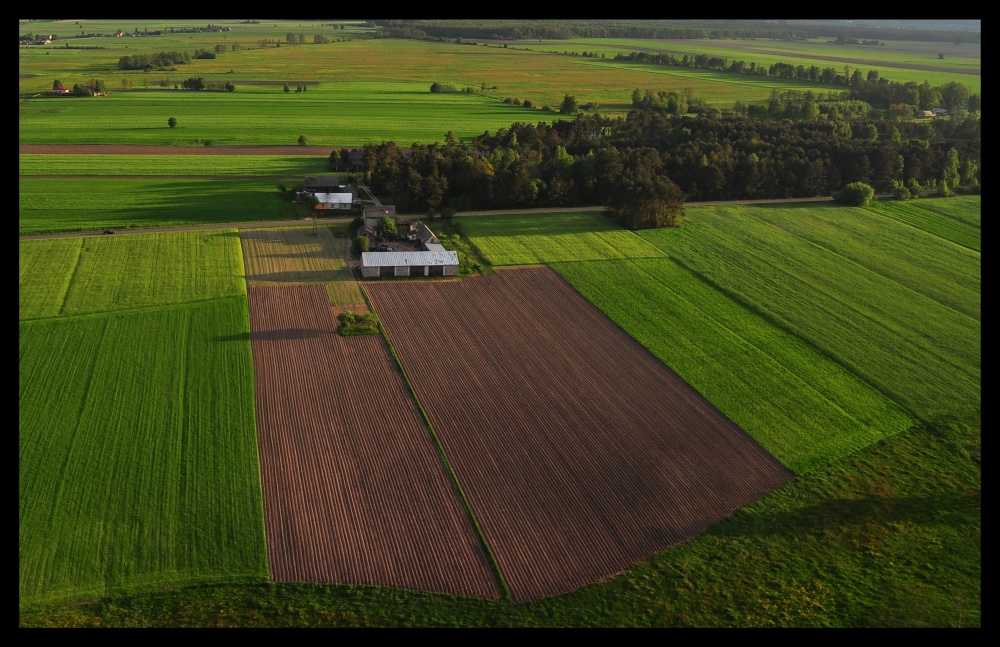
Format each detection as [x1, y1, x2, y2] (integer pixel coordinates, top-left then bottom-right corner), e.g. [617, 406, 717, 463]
[360, 283, 512, 601]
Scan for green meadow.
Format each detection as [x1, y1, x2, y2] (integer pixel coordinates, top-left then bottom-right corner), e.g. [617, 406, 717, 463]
[458, 210, 666, 264]
[19, 230, 246, 320]
[19, 154, 330, 177]
[638, 204, 980, 422]
[19, 178, 297, 234]
[19, 297, 267, 609]
[552, 257, 914, 474]
[863, 196, 980, 251]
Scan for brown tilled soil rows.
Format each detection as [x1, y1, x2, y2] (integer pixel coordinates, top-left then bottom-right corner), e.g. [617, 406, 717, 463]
[247, 284, 499, 599]
[365, 266, 794, 603]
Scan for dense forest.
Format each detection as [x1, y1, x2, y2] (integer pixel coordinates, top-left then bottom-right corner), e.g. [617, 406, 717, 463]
[334, 108, 979, 228]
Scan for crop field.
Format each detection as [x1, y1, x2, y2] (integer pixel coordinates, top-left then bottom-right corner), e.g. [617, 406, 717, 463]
[638, 204, 981, 421]
[552, 257, 915, 474]
[19, 178, 297, 234]
[19, 230, 245, 320]
[23, 21, 978, 148]
[19, 296, 267, 608]
[239, 226, 363, 305]
[19, 154, 330, 177]
[863, 196, 981, 251]
[246, 284, 500, 598]
[511, 37, 980, 94]
[366, 267, 794, 603]
[458, 210, 666, 265]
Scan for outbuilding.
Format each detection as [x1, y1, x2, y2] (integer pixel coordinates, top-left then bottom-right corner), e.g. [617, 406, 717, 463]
[360, 250, 460, 278]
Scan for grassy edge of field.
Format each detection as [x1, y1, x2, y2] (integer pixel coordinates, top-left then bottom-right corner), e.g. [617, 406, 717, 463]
[18, 411, 980, 628]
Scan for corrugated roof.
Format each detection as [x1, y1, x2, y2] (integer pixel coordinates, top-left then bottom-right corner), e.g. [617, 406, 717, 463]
[315, 192, 353, 204]
[361, 251, 459, 267]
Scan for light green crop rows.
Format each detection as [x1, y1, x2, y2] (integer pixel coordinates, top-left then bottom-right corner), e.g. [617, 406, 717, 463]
[19, 297, 267, 609]
[863, 196, 981, 251]
[639, 204, 981, 421]
[19, 230, 246, 320]
[460, 210, 666, 265]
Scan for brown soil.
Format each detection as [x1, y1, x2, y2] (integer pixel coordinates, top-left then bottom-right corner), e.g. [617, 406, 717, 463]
[366, 266, 794, 603]
[246, 284, 500, 598]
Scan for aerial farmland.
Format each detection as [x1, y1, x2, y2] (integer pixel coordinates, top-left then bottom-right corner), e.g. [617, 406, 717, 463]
[20, 18, 979, 627]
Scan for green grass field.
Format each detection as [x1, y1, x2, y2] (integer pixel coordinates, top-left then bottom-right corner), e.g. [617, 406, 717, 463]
[638, 204, 980, 422]
[19, 296, 267, 609]
[22, 22, 978, 148]
[552, 257, 914, 474]
[19, 154, 331, 177]
[19, 178, 298, 234]
[20, 230, 246, 320]
[18, 412, 979, 627]
[459, 210, 666, 264]
[863, 196, 981, 251]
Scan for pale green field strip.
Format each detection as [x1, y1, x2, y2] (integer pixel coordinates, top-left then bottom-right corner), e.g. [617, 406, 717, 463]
[746, 203, 980, 319]
[19, 230, 246, 320]
[461, 211, 666, 265]
[863, 197, 981, 251]
[905, 194, 980, 228]
[19, 178, 295, 234]
[19, 237, 83, 320]
[553, 257, 915, 474]
[19, 154, 330, 177]
[19, 297, 267, 608]
[640, 206, 980, 420]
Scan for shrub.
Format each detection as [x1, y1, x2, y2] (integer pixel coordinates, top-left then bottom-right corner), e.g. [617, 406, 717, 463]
[834, 181, 875, 206]
[352, 236, 370, 254]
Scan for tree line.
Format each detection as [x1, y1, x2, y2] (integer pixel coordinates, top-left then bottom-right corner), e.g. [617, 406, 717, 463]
[332, 110, 978, 228]
[374, 19, 979, 44]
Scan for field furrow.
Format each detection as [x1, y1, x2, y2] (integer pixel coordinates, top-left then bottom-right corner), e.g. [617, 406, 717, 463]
[365, 266, 793, 603]
[246, 284, 499, 598]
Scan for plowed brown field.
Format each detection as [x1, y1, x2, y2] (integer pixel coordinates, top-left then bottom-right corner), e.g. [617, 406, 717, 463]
[365, 266, 794, 603]
[247, 284, 500, 599]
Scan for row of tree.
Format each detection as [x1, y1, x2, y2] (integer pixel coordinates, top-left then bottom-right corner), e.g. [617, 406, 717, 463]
[375, 19, 979, 44]
[331, 110, 978, 227]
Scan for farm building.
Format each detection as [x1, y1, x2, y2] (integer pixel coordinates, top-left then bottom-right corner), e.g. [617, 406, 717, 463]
[303, 175, 343, 193]
[360, 251, 460, 278]
[363, 205, 397, 230]
[313, 192, 354, 210]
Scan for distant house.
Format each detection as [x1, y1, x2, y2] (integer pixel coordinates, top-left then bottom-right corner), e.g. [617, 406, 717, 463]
[360, 250, 460, 278]
[922, 110, 936, 118]
[304, 175, 343, 193]
[313, 192, 354, 210]
[363, 205, 396, 230]
[932, 107, 949, 116]
[51, 85, 70, 95]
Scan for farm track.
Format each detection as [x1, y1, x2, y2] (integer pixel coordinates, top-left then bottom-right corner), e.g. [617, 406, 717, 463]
[365, 266, 795, 603]
[246, 284, 500, 599]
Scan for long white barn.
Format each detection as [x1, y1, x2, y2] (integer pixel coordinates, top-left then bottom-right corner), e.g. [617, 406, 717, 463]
[360, 250, 460, 278]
